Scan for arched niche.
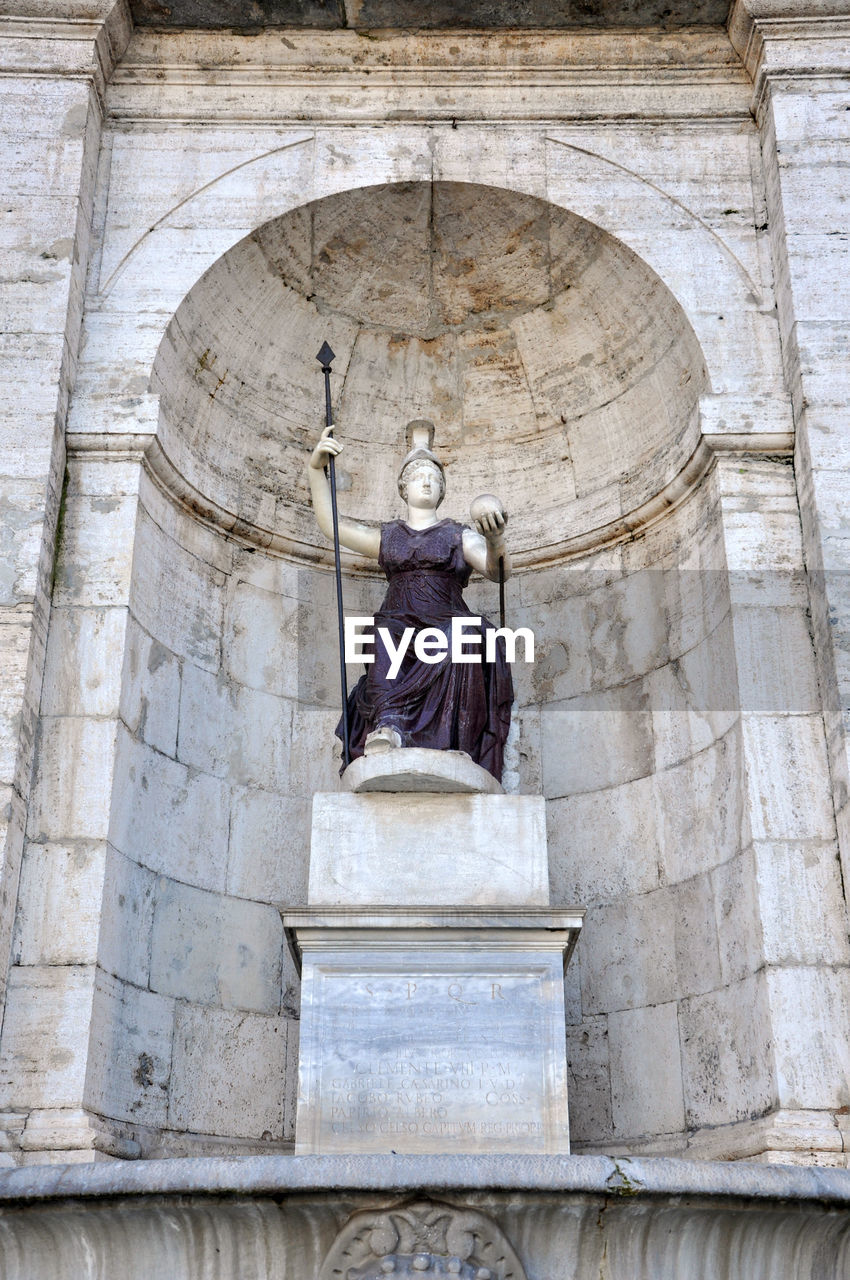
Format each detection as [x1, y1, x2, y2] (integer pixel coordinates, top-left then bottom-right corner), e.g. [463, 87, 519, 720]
[150, 180, 710, 566]
[95, 180, 740, 1158]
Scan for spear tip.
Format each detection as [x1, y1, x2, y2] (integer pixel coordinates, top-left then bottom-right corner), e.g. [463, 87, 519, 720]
[316, 340, 335, 368]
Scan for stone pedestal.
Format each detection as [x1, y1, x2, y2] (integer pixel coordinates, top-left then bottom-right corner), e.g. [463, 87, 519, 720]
[284, 907, 582, 1155]
[308, 792, 549, 907]
[287, 750, 583, 1156]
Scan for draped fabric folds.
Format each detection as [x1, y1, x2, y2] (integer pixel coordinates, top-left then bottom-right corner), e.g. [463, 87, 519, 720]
[337, 519, 513, 781]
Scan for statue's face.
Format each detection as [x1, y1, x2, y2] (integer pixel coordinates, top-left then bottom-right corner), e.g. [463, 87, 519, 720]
[403, 461, 444, 510]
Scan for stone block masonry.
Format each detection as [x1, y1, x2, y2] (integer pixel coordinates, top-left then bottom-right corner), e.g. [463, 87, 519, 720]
[0, 0, 848, 1185]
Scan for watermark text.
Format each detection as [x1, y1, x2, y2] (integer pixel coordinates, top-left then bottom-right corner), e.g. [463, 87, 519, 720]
[344, 617, 534, 678]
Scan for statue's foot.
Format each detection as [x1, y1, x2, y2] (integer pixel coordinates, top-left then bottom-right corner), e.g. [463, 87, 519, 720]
[364, 725, 403, 755]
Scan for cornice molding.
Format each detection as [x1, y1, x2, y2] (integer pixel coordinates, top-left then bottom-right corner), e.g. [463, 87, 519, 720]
[117, 25, 739, 68]
[66, 414, 794, 572]
[728, 0, 850, 117]
[107, 27, 750, 124]
[0, 1, 132, 99]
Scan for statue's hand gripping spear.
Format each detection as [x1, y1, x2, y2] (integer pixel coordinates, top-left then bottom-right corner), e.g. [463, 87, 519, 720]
[316, 341, 350, 768]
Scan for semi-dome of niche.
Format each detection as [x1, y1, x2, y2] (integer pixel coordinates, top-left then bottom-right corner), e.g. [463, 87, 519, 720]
[152, 181, 709, 566]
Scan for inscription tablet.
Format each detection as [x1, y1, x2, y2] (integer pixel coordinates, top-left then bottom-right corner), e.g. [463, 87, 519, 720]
[296, 950, 570, 1154]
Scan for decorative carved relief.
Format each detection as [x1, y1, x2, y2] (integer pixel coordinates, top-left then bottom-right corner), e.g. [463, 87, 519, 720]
[319, 1200, 527, 1280]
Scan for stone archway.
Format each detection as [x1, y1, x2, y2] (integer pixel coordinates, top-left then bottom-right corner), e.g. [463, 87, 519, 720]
[3, 176, 744, 1163]
[150, 180, 709, 566]
[113, 178, 734, 1159]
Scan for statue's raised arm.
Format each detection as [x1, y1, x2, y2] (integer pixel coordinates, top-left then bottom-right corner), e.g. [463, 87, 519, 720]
[307, 419, 514, 782]
[307, 426, 381, 560]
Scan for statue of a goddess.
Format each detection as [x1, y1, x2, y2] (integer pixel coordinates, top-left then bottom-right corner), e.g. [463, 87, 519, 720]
[307, 421, 513, 781]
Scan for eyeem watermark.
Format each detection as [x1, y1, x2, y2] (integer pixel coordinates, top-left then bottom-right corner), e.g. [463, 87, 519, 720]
[344, 616, 535, 679]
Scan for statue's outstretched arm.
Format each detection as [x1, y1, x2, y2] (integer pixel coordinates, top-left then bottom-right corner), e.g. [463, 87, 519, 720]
[462, 503, 511, 583]
[307, 427, 381, 560]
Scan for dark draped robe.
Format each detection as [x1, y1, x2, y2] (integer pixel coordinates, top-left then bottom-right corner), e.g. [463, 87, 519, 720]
[338, 518, 513, 781]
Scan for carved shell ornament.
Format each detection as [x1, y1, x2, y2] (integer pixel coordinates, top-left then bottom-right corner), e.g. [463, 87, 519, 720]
[319, 1200, 527, 1280]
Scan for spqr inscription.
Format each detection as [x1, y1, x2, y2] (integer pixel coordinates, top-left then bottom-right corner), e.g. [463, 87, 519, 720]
[314, 969, 553, 1148]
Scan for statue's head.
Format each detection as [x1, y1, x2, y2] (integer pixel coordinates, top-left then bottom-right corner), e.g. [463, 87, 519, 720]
[397, 420, 445, 508]
[398, 458, 446, 508]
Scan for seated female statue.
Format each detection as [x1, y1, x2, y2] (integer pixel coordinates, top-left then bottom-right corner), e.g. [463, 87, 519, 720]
[307, 422, 513, 781]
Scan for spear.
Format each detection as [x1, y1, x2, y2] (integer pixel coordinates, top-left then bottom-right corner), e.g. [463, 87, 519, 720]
[316, 340, 350, 768]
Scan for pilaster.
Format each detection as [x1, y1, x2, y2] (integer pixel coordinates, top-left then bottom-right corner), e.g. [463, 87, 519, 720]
[713, 447, 850, 1165]
[0, 433, 146, 1165]
[729, 0, 850, 894]
[0, 1, 132, 1029]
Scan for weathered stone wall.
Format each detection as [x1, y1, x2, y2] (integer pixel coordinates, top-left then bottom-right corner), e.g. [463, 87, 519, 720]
[0, 6, 849, 1169]
[537, 457, 849, 1162]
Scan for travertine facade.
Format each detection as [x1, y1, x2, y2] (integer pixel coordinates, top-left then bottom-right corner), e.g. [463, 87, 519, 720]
[0, 0, 849, 1213]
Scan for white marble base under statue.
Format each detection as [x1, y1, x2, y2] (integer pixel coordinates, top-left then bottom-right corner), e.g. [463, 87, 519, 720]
[287, 748, 584, 1156]
[309, 791, 549, 907]
[283, 907, 583, 1156]
[343, 747, 503, 794]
